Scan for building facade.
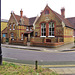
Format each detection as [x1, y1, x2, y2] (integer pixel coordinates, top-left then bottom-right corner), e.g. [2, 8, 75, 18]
[31, 5, 74, 47]
[8, 9, 38, 42]
[8, 5, 75, 47]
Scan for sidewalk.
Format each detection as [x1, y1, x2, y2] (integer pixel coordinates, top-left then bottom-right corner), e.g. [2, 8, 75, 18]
[1, 43, 75, 52]
[49, 67, 75, 75]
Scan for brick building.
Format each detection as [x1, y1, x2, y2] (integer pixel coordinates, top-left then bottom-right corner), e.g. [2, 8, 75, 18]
[8, 5, 75, 47]
[31, 5, 75, 47]
[8, 9, 38, 42]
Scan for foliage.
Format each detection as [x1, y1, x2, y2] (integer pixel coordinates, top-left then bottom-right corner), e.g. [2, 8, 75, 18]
[0, 61, 58, 75]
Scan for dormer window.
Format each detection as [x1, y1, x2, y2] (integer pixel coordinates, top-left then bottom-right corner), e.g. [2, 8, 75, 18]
[13, 24, 15, 30]
[45, 9, 49, 14]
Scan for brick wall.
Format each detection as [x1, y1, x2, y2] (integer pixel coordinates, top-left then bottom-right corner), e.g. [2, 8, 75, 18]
[64, 27, 74, 43]
[9, 37, 27, 45]
[30, 37, 64, 47]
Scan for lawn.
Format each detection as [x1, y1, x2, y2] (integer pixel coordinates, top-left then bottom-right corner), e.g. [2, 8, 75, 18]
[0, 61, 58, 75]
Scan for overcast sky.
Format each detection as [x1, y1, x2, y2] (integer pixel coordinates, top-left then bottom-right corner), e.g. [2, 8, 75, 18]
[1, 0, 75, 20]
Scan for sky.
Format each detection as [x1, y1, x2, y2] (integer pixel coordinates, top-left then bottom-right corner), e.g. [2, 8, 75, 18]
[1, 0, 75, 20]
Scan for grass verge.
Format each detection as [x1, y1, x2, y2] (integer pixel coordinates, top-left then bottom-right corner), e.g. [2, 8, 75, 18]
[0, 61, 58, 75]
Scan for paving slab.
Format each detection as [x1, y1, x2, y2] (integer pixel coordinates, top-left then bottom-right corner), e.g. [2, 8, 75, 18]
[50, 68, 75, 75]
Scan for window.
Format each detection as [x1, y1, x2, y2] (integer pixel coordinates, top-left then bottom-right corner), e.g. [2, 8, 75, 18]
[26, 27, 29, 31]
[45, 10, 49, 14]
[11, 33, 14, 40]
[30, 27, 32, 31]
[13, 24, 15, 30]
[21, 33, 23, 40]
[35, 32, 38, 37]
[49, 22, 54, 36]
[10, 24, 11, 30]
[41, 23, 46, 36]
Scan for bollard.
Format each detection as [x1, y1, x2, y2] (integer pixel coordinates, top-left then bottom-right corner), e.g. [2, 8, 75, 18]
[35, 60, 38, 70]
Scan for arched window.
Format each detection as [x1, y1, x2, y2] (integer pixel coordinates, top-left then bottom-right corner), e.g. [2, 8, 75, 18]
[41, 23, 46, 36]
[45, 10, 49, 14]
[49, 22, 54, 36]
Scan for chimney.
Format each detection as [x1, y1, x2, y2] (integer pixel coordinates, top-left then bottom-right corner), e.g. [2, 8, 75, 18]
[61, 7, 65, 18]
[20, 9, 23, 17]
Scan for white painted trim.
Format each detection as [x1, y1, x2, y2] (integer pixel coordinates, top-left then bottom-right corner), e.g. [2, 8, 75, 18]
[12, 13, 18, 25]
[62, 21, 65, 27]
[48, 36, 55, 37]
[33, 15, 39, 29]
[40, 36, 46, 37]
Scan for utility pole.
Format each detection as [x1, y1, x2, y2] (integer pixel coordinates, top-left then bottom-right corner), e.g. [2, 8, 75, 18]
[0, 0, 2, 65]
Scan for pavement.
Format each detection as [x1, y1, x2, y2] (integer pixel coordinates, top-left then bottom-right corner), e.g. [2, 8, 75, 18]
[50, 67, 75, 75]
[1, 42, 75, 52]
[1, 43, 75, 75]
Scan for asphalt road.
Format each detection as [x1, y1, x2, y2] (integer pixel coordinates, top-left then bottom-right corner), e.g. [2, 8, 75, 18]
[2, 47, 75, 65]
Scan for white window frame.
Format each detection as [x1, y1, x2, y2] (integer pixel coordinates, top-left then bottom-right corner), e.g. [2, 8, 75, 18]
[41, 23, 46, 37]
[13, 24, 15, 30]
[48, 22, 55, 37]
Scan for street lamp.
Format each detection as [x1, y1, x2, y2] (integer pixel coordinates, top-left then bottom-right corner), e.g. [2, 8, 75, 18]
[0, 0, 2, 65]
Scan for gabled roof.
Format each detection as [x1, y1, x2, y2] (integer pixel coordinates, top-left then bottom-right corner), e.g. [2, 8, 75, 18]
[12, 13, 36, 26]
[39, 5, 74, 29]
[54, 11, 74, 29]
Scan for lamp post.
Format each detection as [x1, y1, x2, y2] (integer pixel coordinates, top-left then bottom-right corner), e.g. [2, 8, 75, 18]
[0, 0, 2, 65]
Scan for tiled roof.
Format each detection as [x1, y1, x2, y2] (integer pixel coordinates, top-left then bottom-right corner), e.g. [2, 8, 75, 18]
[13, 13, 36, 26]
[53, 11, 74, 29]
[2, 27, 7, 34]
[14, 14, 21, 23]
[29, 17, 36, 25]
[66, 17, 75, 29]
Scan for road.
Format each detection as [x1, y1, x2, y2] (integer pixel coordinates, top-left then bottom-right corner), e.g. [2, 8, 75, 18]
[2, 47, 75, 65]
